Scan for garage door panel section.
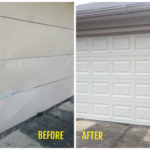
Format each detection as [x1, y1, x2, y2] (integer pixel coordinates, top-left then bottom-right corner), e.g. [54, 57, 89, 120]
[112, 36, 132, 51]
[77, 39, 89, 53]
[77, 78, 150, 102]
[77, 34, 150, 56]
[114, 105, 131, 120]
[76, 99, 134, 124]
[136, 61, 150, 75]
[113, 61, 131, 74]
[136, 84, 150, 99]
[0, 55, 73, 97]
[76, 82, 90, 95]
[93, 103, 110, 118]
[76, 102, 90, 116]
[0, 3, 74, 29]
[77, 98, 150, 126]
[93, 83, 109, 96]
[113, 83, 131, 98]
[92, 61, 109, 74]
[77, 33, 150, 126]
[77, 56, 150, 77]
[0, 18, 73, 60]
[136, 107, 150, 122]
[135, 35, 150, 51]
[0, 76, 73, 134]
[77, 61, 90, 75]
[92, 37, 109, 52]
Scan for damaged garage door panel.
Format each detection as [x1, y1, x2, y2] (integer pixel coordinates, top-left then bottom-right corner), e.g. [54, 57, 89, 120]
[0, 3, 74, 29]
[0, 55, 73, 97]
[0, 76, 73, 134]
[0, 18, 73, 60]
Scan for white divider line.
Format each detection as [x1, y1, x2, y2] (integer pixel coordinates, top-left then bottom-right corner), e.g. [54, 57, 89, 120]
[0, 75, 74, 100]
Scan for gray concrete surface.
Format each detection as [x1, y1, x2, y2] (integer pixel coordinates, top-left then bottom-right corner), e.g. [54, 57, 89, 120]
[0, 130, 42, 148]
[0, 96, 74, 148]
[76, 119, 150, 148]
[20, 115, 73, 148]
[113, 125, 150, 148]
[59, 101, 74, 113]
[48, 107, 74, 125]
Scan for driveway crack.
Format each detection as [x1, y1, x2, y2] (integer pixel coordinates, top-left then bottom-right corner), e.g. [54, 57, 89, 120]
[109, 125, 133, 148]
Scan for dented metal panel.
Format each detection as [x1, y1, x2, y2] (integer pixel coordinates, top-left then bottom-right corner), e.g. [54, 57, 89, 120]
[0, 55, 73, 97]
[0, 3, 74, 134]
[0, 77, 73, 133]
[0, 3, 74, 29]
[0, 18, 73, 60]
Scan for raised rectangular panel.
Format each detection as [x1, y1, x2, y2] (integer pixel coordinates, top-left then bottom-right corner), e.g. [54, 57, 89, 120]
[92, 38, 108, 51]
[136, 107, 150, 121]
[113, 61, 130, 73]
[113, 37, 130, 50]
[114, 84, 130, 96]
[76, 82, 89, 94]
[136, 61, 150, 74]
[93, 83, 109, 96]
[76, 103, 89, 114]
[77, 62, 88, 73]
[136, 84, 150, 98]
[135, 36, 150, 50]
[94, 104, 109, 116]
[114, 106, 131, 118]
[77, 40, 88, 52]
[92, 61, 108, 74]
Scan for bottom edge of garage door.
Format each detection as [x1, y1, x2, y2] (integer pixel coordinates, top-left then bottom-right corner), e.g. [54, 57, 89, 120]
[76, 114, 150, 127]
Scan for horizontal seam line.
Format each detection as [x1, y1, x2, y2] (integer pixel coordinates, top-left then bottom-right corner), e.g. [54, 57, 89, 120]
[77, 54, 150, 57]
[77, 23, 150, 31]
[0, 15, 74, 30]
[0, 54, 74, 61]
[0, 75, 74, 100]
[76, 74, 150, 80]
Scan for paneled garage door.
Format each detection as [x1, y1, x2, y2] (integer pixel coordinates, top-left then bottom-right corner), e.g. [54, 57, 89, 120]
[76, 33, 150, 126]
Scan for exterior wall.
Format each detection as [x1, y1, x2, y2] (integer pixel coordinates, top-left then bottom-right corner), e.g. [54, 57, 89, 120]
[0, 2, 74, 133]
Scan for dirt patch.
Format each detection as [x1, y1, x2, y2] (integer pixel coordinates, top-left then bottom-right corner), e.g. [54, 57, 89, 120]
[143, 129, 150, 142]
[76, 121, 96, 131]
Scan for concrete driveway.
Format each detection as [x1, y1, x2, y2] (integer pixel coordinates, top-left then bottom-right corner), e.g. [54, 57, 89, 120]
[0, 96, 74, 148]
[76, 119, 150, 148]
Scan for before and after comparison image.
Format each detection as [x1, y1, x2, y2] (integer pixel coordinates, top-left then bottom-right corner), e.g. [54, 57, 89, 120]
[0, 0, 150, 149]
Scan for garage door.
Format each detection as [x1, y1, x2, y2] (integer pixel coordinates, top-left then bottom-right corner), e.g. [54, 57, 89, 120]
[76, 33, 150, 126]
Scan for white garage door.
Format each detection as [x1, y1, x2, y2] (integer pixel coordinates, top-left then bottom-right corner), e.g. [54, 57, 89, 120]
[76, 33, 150, 126]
